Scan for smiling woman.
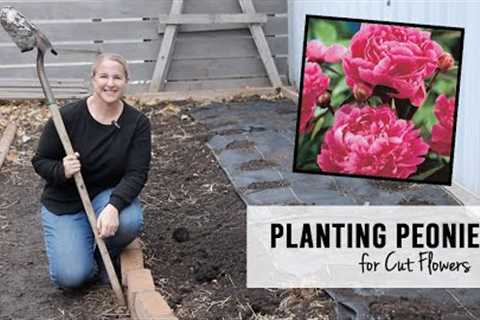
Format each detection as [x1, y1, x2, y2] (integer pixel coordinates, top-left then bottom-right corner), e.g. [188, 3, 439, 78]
[31, 53, 152, 289]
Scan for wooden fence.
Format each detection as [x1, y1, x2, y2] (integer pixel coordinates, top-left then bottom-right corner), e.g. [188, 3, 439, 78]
[0, 0, 288, 97]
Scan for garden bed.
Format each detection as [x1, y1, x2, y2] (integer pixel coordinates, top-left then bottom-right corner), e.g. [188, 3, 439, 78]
[0, 98, 334, 320]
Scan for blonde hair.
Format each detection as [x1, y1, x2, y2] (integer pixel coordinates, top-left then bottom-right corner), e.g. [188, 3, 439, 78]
[91, 53, 129, 80]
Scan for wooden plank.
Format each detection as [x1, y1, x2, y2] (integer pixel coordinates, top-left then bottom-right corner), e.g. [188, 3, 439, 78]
[239, 0, 282, 88]
[0, 78, 86, 88]
[0, 122, 16, 169]
[136, 87, 277, 103]
[281, 86, 298, 105]
[250, 0, 287, 14]
[157, 16, 287, 36]
[0, 92, 88, 99]
[176, 29, 251, 39]
[263, 16, 288, 35]
[0, 57, 289, 83]
[0, 0, 171, 19]
[0, 42, 146, 65]
[0, 56, 288, 85]
[0, 87, 88, 93]
[164, 75, 287, 91]
[267, 36, 288, 56]
[0, 18, 285, 45]
[174, 35, 286, 58]
[0, 29, 251, 65]
[0, 20, 159, 43]
[0, 62, 156, 81]
[157, 13, 267, 25]
[168, 57, 288, 81]
[182, 0, 286, 14]
[0, 78, 287, 98]
[165, 77, 271, 91]
[0, 0, 286, 20]
[0, 42, 155, 65]
[149, 0, 184, 92]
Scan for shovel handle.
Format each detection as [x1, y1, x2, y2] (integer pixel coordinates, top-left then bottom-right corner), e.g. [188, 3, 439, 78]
[36, 50, 125, 305]
[49, 103, 126, 305]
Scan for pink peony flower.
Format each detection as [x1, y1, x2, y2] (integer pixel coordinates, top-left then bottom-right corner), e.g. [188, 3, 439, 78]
[343, 24, 445, 107]
[306, 40, 347, 64]
[317, 104, 429, 178]
[300, 62, 330, 133]
[430, 95, 456, 156]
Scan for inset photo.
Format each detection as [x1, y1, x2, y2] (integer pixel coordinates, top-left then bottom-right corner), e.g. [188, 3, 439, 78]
[294, 15, 464, 185]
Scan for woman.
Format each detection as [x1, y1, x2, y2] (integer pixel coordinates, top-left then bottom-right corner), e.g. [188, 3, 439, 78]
[32, 53, 151, 289]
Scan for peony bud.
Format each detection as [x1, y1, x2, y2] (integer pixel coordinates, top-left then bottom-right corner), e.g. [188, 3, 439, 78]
[353, 83, 372, 102]
[438, 53, 454, 72]
[317, 92, 331, 107]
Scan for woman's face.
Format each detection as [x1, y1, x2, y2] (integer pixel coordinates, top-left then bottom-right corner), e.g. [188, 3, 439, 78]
[91, 59, 128, 105]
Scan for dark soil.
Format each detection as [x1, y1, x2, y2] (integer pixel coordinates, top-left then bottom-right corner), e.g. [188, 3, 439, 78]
[369, 297, 445, 320]
[0, 100, 134, 320]
[140, 105, 334, 319]
[0, 117, 128, 318]
[0, 99, 333, 320]
[0, 98, 463, 320]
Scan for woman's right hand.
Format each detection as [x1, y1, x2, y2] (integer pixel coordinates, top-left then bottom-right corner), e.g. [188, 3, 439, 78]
[63, 152, 81, 179]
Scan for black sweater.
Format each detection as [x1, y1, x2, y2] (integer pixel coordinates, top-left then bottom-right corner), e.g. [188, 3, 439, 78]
[32, 99, 151, 215]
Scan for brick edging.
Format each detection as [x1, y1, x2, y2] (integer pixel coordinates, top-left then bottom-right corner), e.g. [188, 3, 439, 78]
[120, 238, 177, 320]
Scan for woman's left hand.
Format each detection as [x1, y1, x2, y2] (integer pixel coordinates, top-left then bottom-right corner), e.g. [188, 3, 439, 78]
[97, 204, 119, 238]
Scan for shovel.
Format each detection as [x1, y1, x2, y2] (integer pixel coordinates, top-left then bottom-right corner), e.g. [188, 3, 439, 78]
[0, 6, 126, 305]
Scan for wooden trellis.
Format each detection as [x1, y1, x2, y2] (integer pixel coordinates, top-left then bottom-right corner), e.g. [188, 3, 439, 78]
[149, 0, 282, 92]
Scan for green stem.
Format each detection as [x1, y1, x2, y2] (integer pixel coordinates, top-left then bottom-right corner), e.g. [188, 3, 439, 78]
[426, 70, 440, 93]
[411, 164, 444, 180]
[321, 64, 342, 76]
[327, 104, 335, 115]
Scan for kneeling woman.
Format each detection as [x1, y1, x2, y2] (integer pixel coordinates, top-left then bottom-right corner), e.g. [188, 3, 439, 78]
[32, 53, 151, 289]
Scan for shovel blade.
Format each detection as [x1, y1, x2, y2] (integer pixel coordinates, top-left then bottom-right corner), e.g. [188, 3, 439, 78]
[0, 6, 38, 52]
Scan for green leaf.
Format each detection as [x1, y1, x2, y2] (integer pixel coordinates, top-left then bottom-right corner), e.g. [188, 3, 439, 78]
[298, 134, 305, 148]
[433, 79, 456, 97]
[297, 138, 317, 166]
[314, 106, 329, 118]
[412, 96, 435, 133]
[368, 96, 383, 106]
[411, 164, 445, 180]
[301, 162, 321, 172]
[332, 77, 349, 97]
[311, 116, 325, 141]
[337, 39, 351, 47]
[332, 93, 353, 108]
[313, 21, 337, 45]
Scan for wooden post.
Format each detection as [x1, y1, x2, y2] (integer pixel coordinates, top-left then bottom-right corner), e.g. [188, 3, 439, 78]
[238, 0, 282, 88]
[281, 86, 299, 105]
[0, 122, 17, 169]
[149, 0, 184, 92]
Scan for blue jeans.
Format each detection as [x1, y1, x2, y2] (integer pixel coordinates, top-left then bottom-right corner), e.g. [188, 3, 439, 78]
[41, 189, 143, 289]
